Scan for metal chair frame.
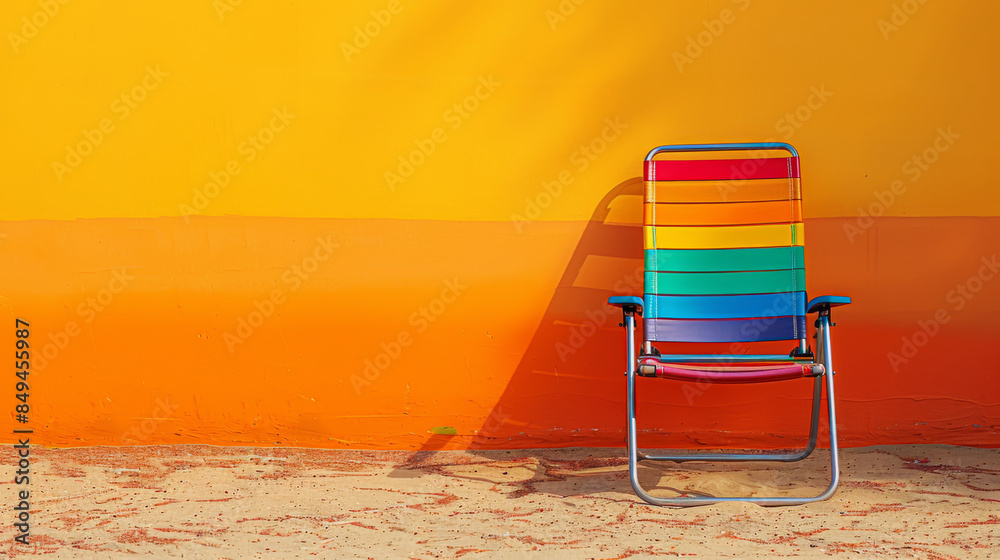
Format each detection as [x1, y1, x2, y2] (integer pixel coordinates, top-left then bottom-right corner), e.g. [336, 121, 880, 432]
[611, 142, 849, 507]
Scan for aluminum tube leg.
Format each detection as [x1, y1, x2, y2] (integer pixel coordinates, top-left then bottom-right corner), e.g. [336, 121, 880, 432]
[626, 314, 841, 507]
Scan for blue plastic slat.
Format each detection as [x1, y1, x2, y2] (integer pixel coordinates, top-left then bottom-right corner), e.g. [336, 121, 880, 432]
[645, 292, 807, 320]
[644, 316, 807, 343]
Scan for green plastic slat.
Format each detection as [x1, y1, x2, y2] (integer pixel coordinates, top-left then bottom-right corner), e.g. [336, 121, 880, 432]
[644, 269, 807, 296]
[644, 247, 804, 272]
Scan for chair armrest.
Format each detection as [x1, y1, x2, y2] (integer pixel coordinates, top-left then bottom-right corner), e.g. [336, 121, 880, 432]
[807, 295, 851, 314]
[608, 296, 644, 315]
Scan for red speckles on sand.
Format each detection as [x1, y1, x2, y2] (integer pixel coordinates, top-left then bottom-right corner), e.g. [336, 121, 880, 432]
[7, 445, 997, 559]
[841, 480, 907, 491]
[636, 515, 708, 528]
[902, 460, 1000, 476]
[720, 528, 828, 545]
[841, 503, 908, 516]
[601, 548, 683, 559]
[911, 488, 1000, 504]
[116, 527, 186, 546]
[943, 515, 1000, 529]
[486, 506, 550, 519]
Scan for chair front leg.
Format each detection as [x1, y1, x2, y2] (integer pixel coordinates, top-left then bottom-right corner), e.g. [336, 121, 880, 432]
[814, 311, 841, 500]
[625, 313, 842, 507]
[624, 312, 648, 502]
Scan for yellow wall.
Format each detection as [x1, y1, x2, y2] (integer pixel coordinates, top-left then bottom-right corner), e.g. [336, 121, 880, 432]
[1, 1, 998, 449]
[4, 0, 998, 222]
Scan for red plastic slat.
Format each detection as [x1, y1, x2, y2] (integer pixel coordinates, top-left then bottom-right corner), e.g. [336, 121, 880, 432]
[644, 157, 799, 182]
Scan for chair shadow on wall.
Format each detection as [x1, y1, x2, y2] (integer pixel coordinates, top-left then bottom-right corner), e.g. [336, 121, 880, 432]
[388, 177, 650, 497]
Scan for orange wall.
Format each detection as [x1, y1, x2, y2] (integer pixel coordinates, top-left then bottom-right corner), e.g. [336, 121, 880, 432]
[1, 1, 998, 448]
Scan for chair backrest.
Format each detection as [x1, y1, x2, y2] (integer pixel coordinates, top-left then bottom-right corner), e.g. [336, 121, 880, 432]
[642, 143, 806, 344]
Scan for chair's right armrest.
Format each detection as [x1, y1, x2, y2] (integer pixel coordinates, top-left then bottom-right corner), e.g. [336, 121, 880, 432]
[608, 296, 644, 315]
[807, 295, 852, 314]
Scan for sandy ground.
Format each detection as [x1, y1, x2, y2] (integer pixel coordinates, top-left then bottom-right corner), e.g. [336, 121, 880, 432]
[0, 445, 997, 559]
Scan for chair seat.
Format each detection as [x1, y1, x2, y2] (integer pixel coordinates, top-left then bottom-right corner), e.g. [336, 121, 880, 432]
[636, 356, 825, 384]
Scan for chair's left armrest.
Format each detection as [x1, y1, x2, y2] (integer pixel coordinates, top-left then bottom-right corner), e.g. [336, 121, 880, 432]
[608, 296, 644, 315]
[807, 295, 851, 314]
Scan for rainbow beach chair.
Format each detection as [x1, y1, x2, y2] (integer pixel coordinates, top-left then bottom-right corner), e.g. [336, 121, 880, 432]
[609, 143, 850, 506]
